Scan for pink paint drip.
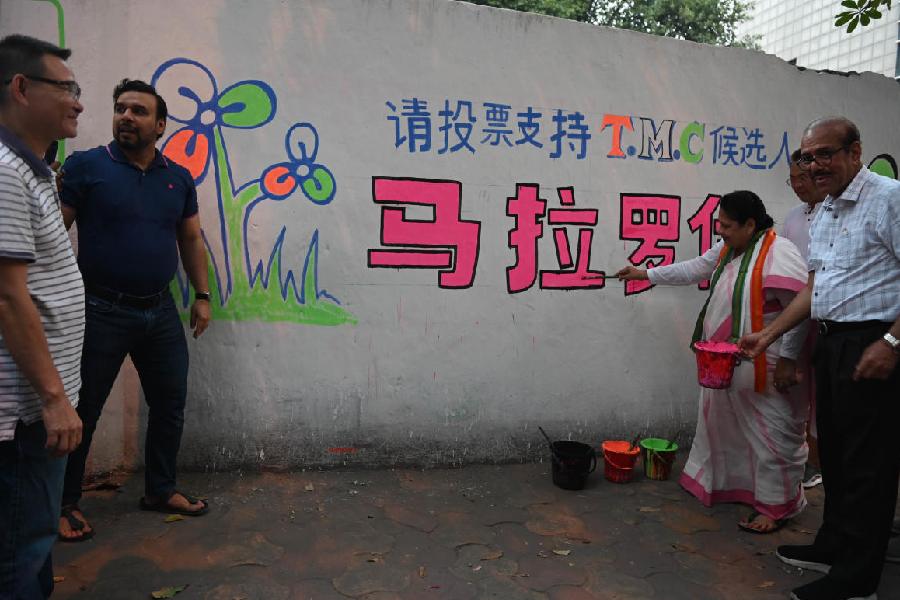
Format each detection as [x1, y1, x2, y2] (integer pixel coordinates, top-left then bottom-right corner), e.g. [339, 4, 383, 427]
[694, 341, 740, 354]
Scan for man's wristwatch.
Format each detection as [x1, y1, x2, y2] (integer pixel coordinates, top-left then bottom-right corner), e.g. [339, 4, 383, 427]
[195, 291, 211, 302]
[882, 332, 900, 353]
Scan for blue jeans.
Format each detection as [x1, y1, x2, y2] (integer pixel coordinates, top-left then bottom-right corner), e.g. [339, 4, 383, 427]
[62, 292, 188, 507]
[0, 420, 66, 600]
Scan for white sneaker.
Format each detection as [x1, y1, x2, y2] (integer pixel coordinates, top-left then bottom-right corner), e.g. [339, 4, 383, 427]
[802, 463, 823, 489]
[776, 544, 832, 574]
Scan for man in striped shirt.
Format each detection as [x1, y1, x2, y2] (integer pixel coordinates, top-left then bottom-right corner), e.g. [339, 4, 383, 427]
[741, 117, 899, 600]
[0, 35, 85, 599]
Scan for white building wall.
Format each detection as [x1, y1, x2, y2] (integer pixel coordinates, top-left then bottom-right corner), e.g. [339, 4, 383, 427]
[739, 0, 900, 78]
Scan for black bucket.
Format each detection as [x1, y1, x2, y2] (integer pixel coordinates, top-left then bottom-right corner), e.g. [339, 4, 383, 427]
[550, 441, 597, 490]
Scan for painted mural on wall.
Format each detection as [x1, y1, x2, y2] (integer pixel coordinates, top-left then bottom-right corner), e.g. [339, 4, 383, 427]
[369, 180, 722, 295]
[374, 103, 794, 294]
[150, 59, 354, 326]
[34, 0, 66, 163]
[32, 0, 354, 326]
[373, 102, 898, 294]
[27, 0, 900, 316]
[869, 154, 898, 179]
[386, 100, 794, 168]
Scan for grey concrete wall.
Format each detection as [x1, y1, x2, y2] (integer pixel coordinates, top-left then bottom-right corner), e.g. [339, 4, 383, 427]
[3, 0, 899, 473]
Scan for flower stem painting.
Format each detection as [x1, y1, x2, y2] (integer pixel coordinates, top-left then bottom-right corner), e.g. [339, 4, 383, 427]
[151, 58, 355, 326]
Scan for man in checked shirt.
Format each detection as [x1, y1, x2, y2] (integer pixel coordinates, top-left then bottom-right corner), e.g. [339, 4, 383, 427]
[741, 116, 899, 600]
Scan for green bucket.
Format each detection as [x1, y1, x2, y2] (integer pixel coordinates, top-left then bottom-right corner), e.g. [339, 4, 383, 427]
[640, 438, 678, 480]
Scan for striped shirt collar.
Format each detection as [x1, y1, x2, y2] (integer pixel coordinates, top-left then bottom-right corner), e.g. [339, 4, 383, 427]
[0, 124, 51, 178]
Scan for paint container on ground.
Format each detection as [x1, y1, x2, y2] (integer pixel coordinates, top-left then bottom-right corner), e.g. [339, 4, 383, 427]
[640, 438, 679, 480]
[693, 341, 741, 389]
[550, 441, 596, 490]
[601, 440, 640, 483]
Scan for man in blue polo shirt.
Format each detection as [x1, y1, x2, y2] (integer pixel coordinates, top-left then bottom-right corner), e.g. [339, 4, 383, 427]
[58, 79, 211, 541]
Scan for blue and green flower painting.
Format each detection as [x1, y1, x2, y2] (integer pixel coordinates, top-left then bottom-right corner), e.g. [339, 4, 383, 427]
[151, 58, 355, 326]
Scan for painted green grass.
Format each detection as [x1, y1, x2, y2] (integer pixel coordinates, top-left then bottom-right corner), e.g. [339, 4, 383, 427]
[172, 254, 357, 326]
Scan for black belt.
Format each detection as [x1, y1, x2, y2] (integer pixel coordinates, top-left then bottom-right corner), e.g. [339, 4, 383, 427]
[817, 320, 890, 336]
[85, 284, 167, 309]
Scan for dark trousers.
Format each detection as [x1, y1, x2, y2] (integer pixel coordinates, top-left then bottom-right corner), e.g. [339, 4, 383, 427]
[0, 421, 66, 600]
[812, 321, 900, 593]
[62, 292, 189, 507]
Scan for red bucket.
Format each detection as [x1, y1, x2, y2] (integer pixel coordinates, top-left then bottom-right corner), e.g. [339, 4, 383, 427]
[693, 341, 741, 389]
[601, 441, 640, 483]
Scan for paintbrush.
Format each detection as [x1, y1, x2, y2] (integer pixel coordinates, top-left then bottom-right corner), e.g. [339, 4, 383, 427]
[628, 434, 641, 452]
[538, 426, 553, 449]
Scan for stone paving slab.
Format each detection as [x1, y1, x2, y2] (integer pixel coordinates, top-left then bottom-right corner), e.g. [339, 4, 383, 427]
[51, 461, 899, 599]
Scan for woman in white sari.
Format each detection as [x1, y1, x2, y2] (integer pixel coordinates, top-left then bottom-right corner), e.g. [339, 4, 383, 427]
[616, 190, 810, 533]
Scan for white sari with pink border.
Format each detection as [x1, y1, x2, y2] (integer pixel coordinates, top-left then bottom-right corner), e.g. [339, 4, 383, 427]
[648, 236, 811, 520]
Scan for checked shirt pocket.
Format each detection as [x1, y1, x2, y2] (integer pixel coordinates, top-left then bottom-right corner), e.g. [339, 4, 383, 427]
[829, 228, 859, 270]
[830, 221, 879, 270]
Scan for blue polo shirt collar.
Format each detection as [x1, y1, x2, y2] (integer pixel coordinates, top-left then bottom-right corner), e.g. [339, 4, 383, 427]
[0, 124, 52, 177]
[105, 140, 169, 170]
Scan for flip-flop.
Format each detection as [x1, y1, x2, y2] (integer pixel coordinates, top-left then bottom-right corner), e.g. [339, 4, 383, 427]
[139, 490, 209, 517]
[58, 504, 94, 542]
[738, 511, 787, 534]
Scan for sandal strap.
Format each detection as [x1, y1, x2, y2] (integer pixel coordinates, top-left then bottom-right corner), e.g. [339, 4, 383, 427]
[179, 492, 200, 504]
[61, 504, 85, 531]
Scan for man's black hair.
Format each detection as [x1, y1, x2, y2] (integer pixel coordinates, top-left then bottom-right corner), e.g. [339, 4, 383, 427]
[0, 34, 71, 107]
[113, 78, 168, 122]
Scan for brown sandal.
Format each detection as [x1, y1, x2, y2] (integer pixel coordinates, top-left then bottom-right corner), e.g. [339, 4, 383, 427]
[738, 511, 787, 534]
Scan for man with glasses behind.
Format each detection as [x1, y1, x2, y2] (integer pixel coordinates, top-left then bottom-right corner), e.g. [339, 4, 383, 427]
[0, 34, 85, 599]
[741, 116, 900, 600]
[776, 150, 827, 490]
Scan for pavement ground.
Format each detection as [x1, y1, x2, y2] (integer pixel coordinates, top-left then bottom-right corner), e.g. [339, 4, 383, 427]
[52, 457, 900, 599]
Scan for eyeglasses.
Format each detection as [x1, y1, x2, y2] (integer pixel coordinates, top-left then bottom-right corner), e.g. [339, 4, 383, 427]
[3, 74, 81, 101]
[796, 146, 849, 170]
